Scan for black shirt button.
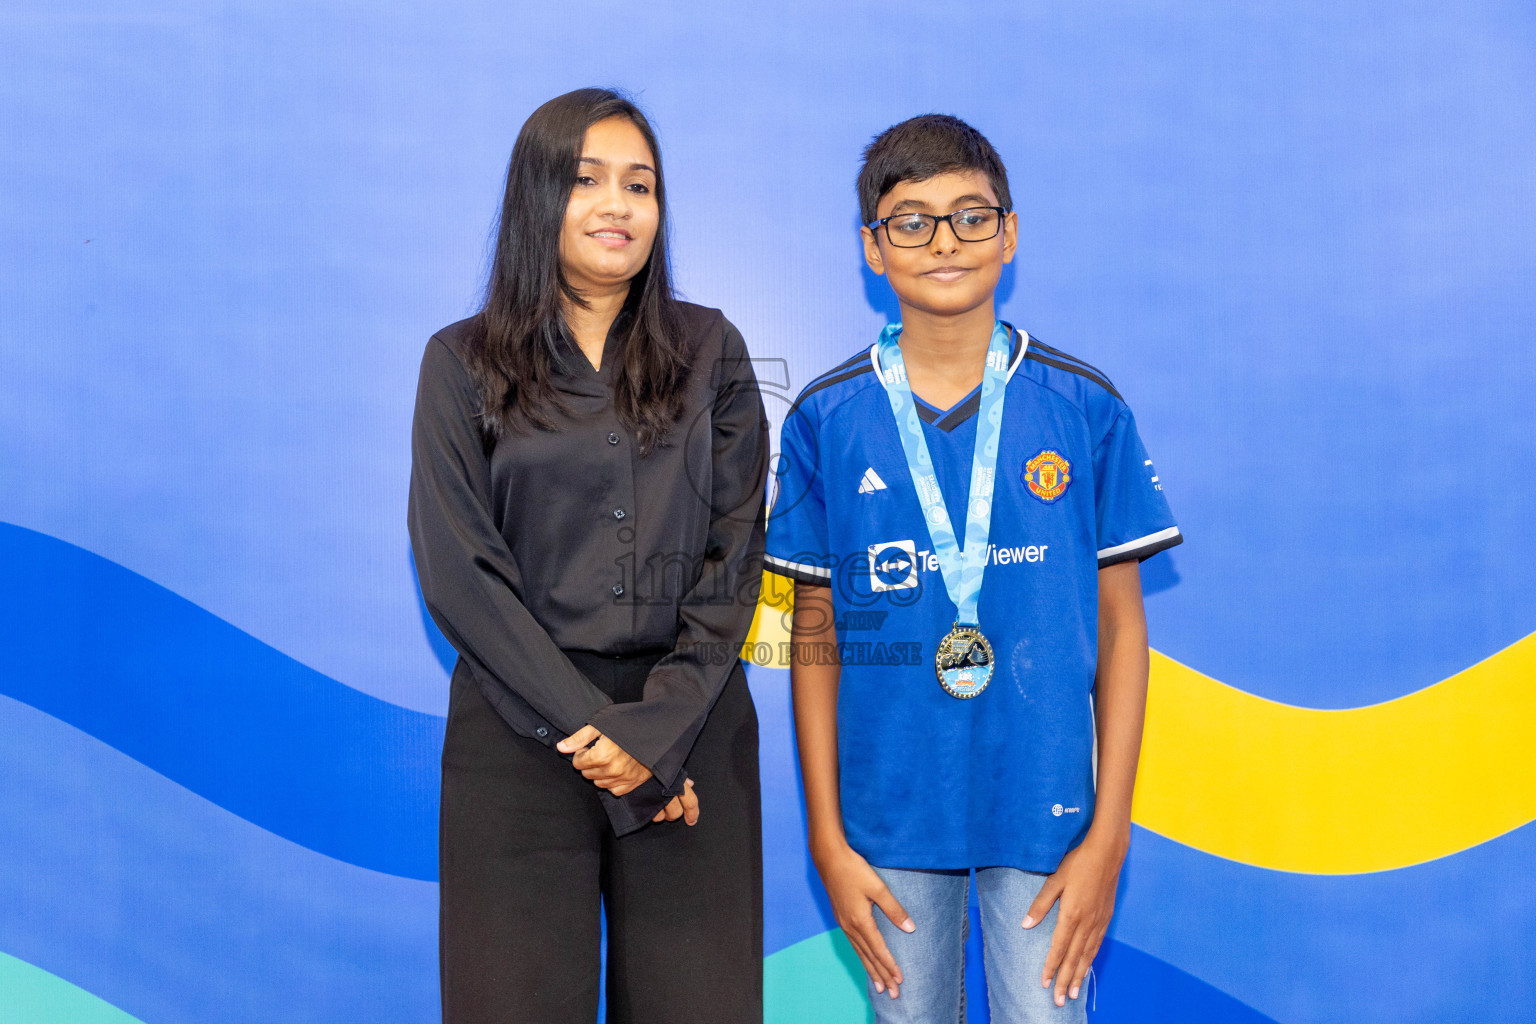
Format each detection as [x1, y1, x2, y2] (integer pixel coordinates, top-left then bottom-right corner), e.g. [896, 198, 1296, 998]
[611, 583, 625, 596]
[608, 433, 620, 445]
[535, 726, 548, 738]
[613, 508, 626, 520]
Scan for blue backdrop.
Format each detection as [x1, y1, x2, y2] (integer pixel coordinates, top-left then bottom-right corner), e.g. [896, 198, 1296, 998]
[3, 2, 1534, 1021]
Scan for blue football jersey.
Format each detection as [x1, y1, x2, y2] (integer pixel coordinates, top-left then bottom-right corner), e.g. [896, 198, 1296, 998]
[766, 327, 1181, 872]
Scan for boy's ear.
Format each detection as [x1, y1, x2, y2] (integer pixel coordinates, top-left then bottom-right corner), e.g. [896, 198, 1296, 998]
[860, 225, 886, 276]
[1001, 210, 1019, 264]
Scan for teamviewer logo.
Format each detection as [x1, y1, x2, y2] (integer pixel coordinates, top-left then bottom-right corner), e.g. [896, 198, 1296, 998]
[868, 540, 919, 592]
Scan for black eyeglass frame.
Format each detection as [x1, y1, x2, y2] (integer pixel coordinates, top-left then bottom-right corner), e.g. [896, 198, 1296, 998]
[865, 205, 1011, 248]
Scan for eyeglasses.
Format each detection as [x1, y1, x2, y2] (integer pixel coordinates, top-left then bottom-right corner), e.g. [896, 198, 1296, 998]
[867, 206, 1008, 248]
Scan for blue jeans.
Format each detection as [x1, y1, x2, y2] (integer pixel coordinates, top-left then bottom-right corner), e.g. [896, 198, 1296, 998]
[867, 865, 1088, 1024]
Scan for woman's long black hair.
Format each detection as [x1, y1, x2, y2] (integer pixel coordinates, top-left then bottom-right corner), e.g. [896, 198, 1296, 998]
[469, 88, 689, 451]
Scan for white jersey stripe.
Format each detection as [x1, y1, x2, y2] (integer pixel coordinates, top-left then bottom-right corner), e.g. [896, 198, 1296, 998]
[1097, 526, 1182, 561]
[764, 553, 832, 580]
[1007, 329, 1030, 381]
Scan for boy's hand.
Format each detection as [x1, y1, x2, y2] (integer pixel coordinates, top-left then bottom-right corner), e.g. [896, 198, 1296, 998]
[1023, 831, 1127, 1007]
[651, 778, 701, 825]
[813, 841, 915, 999]
[557, 726, 652, 796]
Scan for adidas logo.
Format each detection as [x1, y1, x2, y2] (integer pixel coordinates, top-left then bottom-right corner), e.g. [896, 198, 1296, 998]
[857, 467, 887, 494]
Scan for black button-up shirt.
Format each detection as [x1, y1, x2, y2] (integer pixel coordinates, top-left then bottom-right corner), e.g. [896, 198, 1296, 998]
[408, 303, 767, 835]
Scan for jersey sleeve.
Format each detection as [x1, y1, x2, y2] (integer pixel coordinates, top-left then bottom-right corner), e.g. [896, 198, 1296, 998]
[1092, 408, 1182, 568]
[764, 401, 834, 586]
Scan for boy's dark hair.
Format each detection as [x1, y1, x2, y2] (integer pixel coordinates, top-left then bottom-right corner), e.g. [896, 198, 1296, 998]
[856, 114, 1012, 226]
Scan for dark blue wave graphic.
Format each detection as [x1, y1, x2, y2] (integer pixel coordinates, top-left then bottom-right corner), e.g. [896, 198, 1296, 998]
[0, 692, 437, 1024]
[0, 523, 443, 880]
[1087, 940, 1278, 1023]
[1114, 826, 1536, 1023]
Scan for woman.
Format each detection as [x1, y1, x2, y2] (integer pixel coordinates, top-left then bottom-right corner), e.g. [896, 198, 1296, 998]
[408, 88, 766, 1024]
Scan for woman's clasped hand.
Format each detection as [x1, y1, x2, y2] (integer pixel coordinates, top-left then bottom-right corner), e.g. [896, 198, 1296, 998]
[556, 726, 701, 824]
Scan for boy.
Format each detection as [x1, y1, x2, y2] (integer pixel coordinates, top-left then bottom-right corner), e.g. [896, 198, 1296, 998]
[765, 115, 1180, 1022]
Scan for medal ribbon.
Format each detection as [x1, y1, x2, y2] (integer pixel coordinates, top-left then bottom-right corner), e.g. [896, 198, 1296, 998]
[875, 320, 1012, 627]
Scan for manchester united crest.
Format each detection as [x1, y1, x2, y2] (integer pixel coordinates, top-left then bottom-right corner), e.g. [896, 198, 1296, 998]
[1023, 448, 1071, 503]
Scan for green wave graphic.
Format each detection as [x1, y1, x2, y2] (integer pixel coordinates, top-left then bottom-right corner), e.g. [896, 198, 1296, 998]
[0, 952, 145, 1024]
[764, 929, 871, 1024]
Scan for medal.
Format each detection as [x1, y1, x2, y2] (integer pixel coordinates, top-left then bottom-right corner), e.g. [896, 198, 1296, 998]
[936, 622, 994, 698]
[875, 321, 1013, 699]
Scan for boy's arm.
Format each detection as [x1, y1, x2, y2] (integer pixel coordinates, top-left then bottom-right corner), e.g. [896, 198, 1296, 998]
[1024, 559, 1149, 1008]
[791, 582, 915, 1000]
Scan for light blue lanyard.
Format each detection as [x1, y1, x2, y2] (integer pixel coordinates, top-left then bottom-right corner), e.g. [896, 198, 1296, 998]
[875, 320, 1012, 627]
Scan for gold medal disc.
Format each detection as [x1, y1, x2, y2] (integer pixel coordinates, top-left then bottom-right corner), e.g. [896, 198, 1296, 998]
[935, 623, 994, 698]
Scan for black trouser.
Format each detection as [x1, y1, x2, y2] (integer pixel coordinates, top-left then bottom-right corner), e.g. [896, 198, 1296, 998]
[439, 652, 763, 1024]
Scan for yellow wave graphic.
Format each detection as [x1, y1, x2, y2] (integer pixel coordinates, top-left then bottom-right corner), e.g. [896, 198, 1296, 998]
[741, 571, 1536, 874]
[741, 569, 797, 666]
[1136, 637, 1536, 873]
